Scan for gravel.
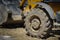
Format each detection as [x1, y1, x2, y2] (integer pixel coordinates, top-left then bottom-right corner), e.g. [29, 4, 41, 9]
[0, 27, 59, 40]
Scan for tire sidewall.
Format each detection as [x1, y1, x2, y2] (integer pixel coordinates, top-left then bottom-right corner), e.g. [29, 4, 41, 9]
[0, 4, 8, 25]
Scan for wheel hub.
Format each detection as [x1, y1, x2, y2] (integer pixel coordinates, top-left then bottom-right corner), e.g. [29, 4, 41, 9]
[31, 18, 40, 31]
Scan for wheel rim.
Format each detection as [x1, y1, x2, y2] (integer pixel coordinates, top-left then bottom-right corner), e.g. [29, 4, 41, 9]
[30, 16, 41, 32]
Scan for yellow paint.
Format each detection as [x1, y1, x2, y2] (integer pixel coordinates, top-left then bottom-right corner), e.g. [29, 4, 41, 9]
[28, 0, 43, 8]
[20, 0, 25, 7]
[22, 0, 43, 13]
[20, 0, 60, 16]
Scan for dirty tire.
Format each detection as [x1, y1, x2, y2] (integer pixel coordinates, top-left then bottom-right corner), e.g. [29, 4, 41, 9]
[25, 8, 52, 38]
[0, 4, 8, 25]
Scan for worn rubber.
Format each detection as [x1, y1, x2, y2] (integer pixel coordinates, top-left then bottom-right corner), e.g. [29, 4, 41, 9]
[0, 4, 8, 25]
[25, 8, 52, 38]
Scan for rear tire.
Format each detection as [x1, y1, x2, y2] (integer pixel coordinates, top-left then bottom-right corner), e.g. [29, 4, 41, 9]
[25, 8, 52, 38]
[0, 4, 8, 25]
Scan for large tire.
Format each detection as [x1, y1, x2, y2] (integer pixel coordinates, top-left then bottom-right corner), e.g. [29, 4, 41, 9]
[25, 8, 52, 38]
[0, 5, 8, 25]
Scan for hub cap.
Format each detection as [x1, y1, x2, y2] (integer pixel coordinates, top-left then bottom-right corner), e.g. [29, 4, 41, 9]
[30, 18, 41, 32]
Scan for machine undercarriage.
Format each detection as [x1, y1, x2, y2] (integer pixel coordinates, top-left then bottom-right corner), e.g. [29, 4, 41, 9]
[0, 0, 60, 39]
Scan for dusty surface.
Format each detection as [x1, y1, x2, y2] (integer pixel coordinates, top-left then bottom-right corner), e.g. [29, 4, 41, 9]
[0, 27, 59, 40]
[0, 28, 42, 40]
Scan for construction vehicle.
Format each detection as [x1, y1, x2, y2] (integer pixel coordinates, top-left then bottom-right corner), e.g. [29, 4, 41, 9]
[0, 0, 60, 39]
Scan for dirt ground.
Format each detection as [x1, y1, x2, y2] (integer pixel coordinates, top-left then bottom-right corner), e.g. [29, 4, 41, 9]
[0, 26, 59, 40]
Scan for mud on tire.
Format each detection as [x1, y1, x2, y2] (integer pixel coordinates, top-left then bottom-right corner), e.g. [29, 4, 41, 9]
[25, 8, 53, 38]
